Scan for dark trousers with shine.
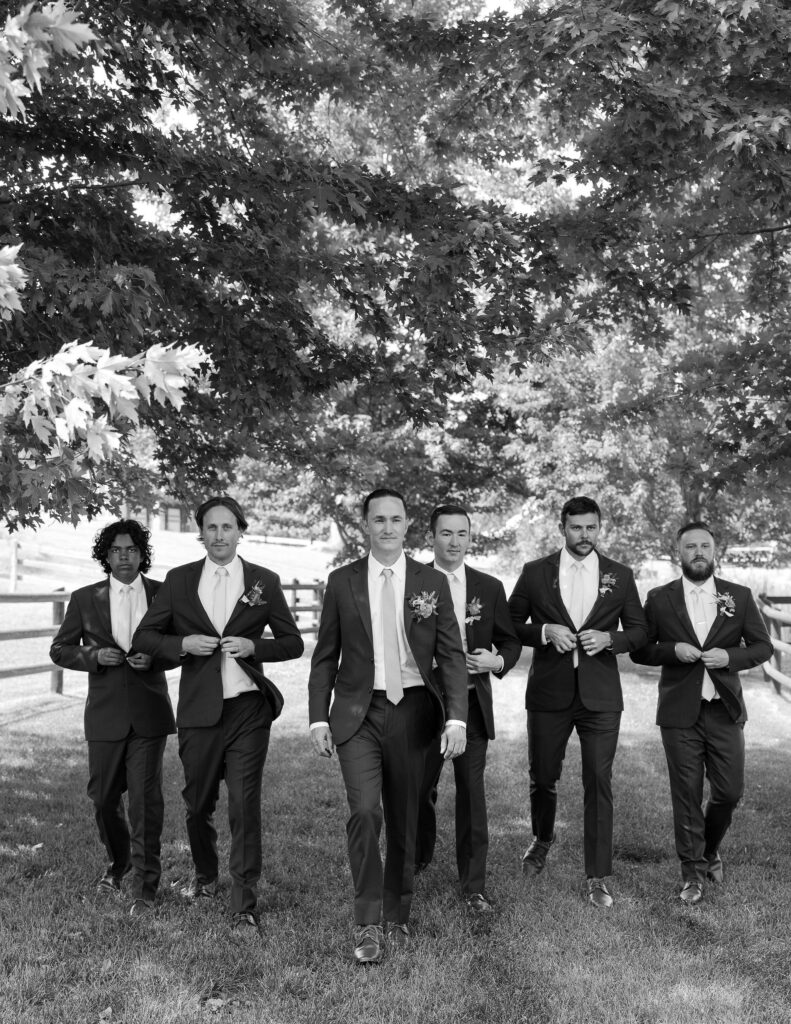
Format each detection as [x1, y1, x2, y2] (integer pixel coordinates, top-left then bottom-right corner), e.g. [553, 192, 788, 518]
[417, 688, 490, 895]
[660, 698, 744, 883]
[528, 687, 621, 878]
[336, 688, 437, 926]
[178, 691, 272, 914]
[87, 730, 168, 901]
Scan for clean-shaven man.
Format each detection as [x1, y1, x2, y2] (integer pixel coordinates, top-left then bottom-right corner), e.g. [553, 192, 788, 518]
[50, 519, 177, 915]
[631, 522, 772, 904]
[309, 487, 468, 964]
[415, 503, 522, 915]
[133, 496, 303, 936]
[508, 495, 647, 908]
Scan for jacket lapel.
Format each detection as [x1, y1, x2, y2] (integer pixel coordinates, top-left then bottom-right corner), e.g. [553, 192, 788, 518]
[667, 578, 698, 641]
[580, 552, 611, 627]
[545, 552, 576, 630]
[92, 580, 113, 640]
[350, 559, 374, 648]
[189, 560, 219, 635]
[224, 558, 262, 635]
[704, 577, 730, 645]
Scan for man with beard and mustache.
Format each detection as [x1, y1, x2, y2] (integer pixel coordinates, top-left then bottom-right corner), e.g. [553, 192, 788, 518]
[631, 522, 772, 904]
[508, 496, 647, 909]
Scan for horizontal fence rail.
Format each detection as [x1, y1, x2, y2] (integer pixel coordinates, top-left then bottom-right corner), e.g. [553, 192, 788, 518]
[758, 595, 791, 696]
[0, 579, 325, 692]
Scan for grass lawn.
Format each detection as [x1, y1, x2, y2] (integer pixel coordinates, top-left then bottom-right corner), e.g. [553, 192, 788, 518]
[1, 651, 790, 1023]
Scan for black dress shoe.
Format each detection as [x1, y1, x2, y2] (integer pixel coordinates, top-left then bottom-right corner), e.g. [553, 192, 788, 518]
[522, 835, 555, 875]
[586, 877, 613, 909]
[181, 879, 217, 900]
[680, 881, 703, 905]
[385, 922, 409, 949]
[96, 866, 130, 896]
[705, 854, 724, 884]
[353, 924, 384, 964]
[129, 898, 154, 917]
[414, 861, 431, 875]
[231, 911, 261, 939]
[465, 893, 495, 915]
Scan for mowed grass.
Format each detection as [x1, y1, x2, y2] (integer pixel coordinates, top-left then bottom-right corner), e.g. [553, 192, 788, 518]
[1, 652, 791, 1024]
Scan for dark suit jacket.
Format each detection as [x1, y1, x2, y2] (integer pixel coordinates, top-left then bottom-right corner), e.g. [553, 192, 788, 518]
[508, 550, 647, 713]
[630, 576, 773, 727]
[132, 558, 304, 727]
[308, 556, 468, 745]
[50, 576, 177, 742]
[430, 563, 522, 740]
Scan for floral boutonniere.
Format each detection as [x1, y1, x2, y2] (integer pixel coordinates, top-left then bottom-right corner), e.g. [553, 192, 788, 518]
[715, 591, 736, 617]
[241, 579, 267, 607]
[599, 572, 618, 597]
[407, 591, 438, 621]
[465, 597, 483, 624]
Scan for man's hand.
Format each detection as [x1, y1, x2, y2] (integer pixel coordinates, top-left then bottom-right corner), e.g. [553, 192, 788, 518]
[182, 634, 220, 656]
[578, 629, 612, 656]
[311, 726, 335, 757]
[701, 648, 729, 670]
[545, 624, 578, 653]
[466, 648, 501, 673]
[675, 642, 702, 663]
[97, 647, 125, 666]
[126, 652, 152, 671]
[440, 723, 466, 760]
[220, 637, 255, 659]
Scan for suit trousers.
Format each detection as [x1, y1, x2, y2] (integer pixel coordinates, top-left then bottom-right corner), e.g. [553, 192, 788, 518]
[416, 688, 490, 895]
[178, 691, 272, 914]
[87, 730, 167, 901]
[660, 698, 745, 883]
[527, 687, 621, 877]
[336, 688, 437, 926]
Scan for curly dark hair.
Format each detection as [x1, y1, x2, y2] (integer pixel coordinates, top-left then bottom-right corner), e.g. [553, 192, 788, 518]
[92, 519, 153, 575]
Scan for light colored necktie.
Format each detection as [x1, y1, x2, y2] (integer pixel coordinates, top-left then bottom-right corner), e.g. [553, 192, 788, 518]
[569, 562, 585, 630]
[381, 568, 404, 705]
[449, 572, 467, 653]
[692, 587, 717, 700]
[117, 585, 134, 652]
[212, 566, 229, 634]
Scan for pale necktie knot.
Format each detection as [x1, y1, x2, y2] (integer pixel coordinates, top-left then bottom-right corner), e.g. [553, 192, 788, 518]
[117, 584, 134, 652]
[212, 566, 230, 633]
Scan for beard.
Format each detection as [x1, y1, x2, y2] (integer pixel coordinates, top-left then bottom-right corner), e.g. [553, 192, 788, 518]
[682, 558, 714, 583]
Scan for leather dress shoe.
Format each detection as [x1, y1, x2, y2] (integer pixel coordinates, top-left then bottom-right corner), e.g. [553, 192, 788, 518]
[414, 861, 431, 875]
[465, 893, 494, 915]
[680, 881, 703, 905]
[96, 866, 130, 896]
[385, 922, 409, 949]
[586, 877, 613, 909]
[522, 836, 555, 875]
[181, 879, 217, 900]
[706, 854, 724, 884]
[353, 924, 384, 964]
[129, 898, 154, 917]
[231, 911, 261, 939]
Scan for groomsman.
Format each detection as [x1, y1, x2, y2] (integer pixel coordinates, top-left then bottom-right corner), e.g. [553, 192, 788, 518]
[415, 503, 522, 914]
[631, 522, 772, 903]
[309, 487, 468, 964]
[508, 496, 647, 908]
[133, 496, 303, 936]
[50, 520, 177, 914]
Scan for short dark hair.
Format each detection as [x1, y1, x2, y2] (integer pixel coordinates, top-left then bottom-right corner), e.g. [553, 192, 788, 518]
[560, 496, 601, 526]
[429, 503, 471, 534]
[92, 519, 153, 575]
[676, 521, 716, 543]
[362, 487, 407, 519]
[195, 496, 248, 531]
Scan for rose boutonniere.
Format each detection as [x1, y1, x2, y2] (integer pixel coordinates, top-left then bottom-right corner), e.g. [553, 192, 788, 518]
[241, 579, 267, 607]
[465, 597, 483, 624]
[599, 572, 617, 597]
[714, 591, 735, 617]
[407, 591, 438, 621]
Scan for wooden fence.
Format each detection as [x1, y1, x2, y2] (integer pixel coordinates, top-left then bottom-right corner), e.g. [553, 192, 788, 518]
[0, 579, 325, 693]
[757, 594, 791, 695]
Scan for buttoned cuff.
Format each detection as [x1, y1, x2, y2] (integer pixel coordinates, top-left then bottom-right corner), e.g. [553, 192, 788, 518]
[309, 721, 329, 730]
[445, 719, 466, 729]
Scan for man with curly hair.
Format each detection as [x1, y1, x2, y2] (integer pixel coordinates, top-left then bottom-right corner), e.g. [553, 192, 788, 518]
[50, 519, 177, 915]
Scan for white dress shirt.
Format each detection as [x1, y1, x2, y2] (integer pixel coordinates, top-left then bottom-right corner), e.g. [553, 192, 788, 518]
[369, 552, 423, 691]
[109, 572, 147, 652]
[198, 554, 257, 699]
[682, 574, 718, 701]
[559, 546, 599, 625]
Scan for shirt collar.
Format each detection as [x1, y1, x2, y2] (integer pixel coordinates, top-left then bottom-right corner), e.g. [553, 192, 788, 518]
[682, 574, 716, 596]
[108, 573, 144, 594]
[368, 551, 407, 580]
[435, 562, 466, 586]
[559, 547, 598, 573]
[204, 553, 242, 576]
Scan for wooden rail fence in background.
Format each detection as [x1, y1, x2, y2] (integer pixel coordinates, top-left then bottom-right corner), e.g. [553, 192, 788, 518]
[0, 579, 325, 693]
[757, 594, 791, 695]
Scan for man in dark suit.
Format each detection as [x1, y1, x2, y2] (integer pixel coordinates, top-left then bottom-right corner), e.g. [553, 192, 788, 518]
[50, 519, 177, 915]
[309, 487, 468, 964]
[415, 503, 522, 915]
[133, 496, 303, 936]
[508, 495, 647, 908]
[631, 521, 772, 904]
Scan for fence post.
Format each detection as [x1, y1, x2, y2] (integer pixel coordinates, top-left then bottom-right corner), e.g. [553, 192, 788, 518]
[50, 589, 65, 694]
[9, 538, 19, 593]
